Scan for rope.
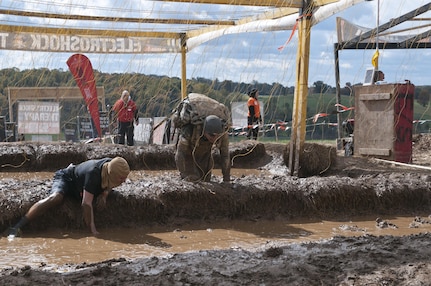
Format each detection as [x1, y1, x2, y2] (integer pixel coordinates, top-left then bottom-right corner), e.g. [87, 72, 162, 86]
[230, 141, 259, 167]
[190, 123, 227, 183]
[1, 153, 30, 168]
[319, 146, 334, 175]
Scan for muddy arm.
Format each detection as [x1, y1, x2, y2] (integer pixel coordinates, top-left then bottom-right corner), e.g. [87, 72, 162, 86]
[219, 133, 231, 182]
[82, 190, 98, 235]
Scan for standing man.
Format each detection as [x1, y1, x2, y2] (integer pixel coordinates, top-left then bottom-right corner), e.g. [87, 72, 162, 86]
[247, 88, 261, 140]
[112, 90, 138, 146]
[8, 157, 130, 238]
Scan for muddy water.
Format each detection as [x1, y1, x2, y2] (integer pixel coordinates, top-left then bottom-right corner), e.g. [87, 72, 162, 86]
[2, 216, 431, 270]
[0, 169, 264, 181]
[1, 172, 431, 270]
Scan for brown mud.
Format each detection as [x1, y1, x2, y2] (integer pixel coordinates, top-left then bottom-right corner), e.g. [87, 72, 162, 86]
[0, 135, 431, 285]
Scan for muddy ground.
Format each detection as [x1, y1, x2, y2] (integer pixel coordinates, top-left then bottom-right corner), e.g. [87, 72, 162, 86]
[0, 135, 431, 285]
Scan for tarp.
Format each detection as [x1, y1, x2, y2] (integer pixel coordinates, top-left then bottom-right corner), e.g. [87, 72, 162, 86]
[66, 53, 101, 137]
[336, 17, 420, 44]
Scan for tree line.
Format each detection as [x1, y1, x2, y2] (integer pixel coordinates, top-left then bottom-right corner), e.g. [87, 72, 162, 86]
[0, 68, 429, 126]
[0, 68, 296, 124]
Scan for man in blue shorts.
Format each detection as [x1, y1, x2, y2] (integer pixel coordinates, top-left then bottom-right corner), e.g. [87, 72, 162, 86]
[8, 156, 130, 238]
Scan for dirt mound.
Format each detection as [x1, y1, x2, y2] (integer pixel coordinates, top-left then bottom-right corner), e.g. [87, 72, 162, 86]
[413, 133, 431, 151]
[1, 135, 431, 285]
[0, 138, 430, 232]
[283, 143, 337, 177]
[0, 141, 267, 172]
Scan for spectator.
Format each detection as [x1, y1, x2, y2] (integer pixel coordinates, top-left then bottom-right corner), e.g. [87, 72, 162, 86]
[112, 90, 138, 146]
[247, 88, 262, 140]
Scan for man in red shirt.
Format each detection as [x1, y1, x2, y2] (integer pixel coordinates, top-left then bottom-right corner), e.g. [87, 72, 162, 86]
[247, 88, 261, 140]
[112, 90, 138, 146]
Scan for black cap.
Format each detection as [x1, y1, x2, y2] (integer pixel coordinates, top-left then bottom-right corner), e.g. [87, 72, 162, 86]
[248, 88, 258, 97]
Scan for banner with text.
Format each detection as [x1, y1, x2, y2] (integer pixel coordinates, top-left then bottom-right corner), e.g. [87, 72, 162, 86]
[67, 53, 101, 137]
[18, 101, 60, 134]
[0, 32, 181, 54]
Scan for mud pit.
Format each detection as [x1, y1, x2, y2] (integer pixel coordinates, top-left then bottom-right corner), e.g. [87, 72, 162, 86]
[1, 135, 431, 285]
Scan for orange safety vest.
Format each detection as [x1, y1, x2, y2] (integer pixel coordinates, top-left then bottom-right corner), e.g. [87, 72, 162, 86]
[247, 97, 260, 118]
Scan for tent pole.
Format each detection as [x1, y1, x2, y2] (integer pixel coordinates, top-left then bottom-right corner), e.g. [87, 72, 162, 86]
[180, 33, 187, 100]
[289, 1, 312, 176]
[334, 44, 342, 150]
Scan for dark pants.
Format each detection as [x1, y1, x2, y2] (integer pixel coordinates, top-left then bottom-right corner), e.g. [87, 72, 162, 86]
[247, 117, 259, 140]
[175, 126, 213, 182]
[51, 168, 75, 198]
[117, 121, 134, 146]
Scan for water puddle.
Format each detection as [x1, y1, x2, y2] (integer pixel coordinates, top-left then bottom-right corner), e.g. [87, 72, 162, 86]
[1, 171, 429, 269]
[1, 216, 430, 269]
[0, 169, 265, 181]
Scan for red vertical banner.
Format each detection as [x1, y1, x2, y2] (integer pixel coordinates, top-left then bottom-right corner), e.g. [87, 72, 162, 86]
[66, 54, 101, 138]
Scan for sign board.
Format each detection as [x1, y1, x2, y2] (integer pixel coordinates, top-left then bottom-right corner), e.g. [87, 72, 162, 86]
[64, 122, 78, 142]
[31, 134, 52, 142]
[5, 122, 16, 142]
[152, 117, 170, 145]
[231, 101, 264, 128]
[17, 101, 60, 134]
[99, 111, 111, 135]
[77, 116, 94, 139]
[134, 118, 152, 145]
[75, 112, 109, 141]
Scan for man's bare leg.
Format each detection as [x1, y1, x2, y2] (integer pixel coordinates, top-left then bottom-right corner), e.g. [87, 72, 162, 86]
[8, 192, 64, 238]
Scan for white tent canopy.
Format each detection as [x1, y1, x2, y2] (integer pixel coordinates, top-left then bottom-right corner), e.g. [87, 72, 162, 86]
[0, 0, 367, 54]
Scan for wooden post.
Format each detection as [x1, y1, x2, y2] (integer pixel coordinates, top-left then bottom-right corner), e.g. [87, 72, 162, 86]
[334, 44, 343, 150]
[289, 1, 312, 176]
[180, 33, 187, 100]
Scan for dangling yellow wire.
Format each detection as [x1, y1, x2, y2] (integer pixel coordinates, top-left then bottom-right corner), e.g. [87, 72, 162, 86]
[230, 141, 260, 167]
[191, 123, 228, 183]
[1, 153, 30, 168]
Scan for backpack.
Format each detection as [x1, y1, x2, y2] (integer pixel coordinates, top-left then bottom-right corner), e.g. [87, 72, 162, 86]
[172, 93, 231, 129]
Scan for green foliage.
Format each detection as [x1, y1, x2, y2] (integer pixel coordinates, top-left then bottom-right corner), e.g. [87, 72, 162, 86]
[0, 68, 429, 131]
[416, 88, 431, 107]
[259, 92, 355, 123]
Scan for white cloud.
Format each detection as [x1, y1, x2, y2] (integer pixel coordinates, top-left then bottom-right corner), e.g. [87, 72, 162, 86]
[0, 0, 429, 87]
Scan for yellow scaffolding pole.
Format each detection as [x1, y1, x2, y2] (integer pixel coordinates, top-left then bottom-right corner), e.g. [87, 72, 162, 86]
[180, 34, 188, 99]
[289, 2, 313, 176]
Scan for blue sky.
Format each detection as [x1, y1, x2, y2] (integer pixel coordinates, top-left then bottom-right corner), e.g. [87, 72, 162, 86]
[0, 0, 429, 87]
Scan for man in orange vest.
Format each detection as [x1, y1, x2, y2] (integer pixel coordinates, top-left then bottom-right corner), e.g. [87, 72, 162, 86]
[112, 90, 138, 146]
[247, 88, 261, 140]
